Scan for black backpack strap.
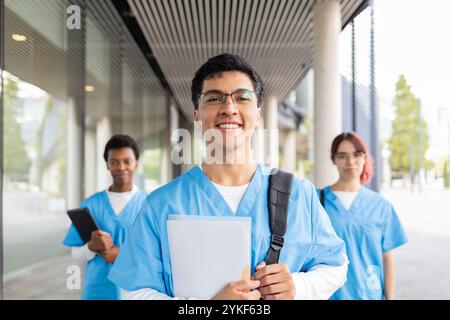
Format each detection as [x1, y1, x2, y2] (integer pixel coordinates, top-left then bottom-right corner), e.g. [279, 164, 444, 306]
[320, 189, 325, 207]
[266, 169, 293, 265]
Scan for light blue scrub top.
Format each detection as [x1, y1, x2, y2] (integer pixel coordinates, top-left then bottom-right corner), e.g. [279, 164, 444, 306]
[318, 186, 407, 300]
[63, 189, 147, 300]
[109, 165, 347, 296]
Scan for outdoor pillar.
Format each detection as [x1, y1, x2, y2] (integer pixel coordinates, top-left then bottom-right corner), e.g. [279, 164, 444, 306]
[265, 96, 279, 168]
[84, 128, 97, 197]
[283, 129, 297, 174]
[313, 0, 342, 188]
[96, 117, 112, 191]
[66, 99, 83, 209]
[66, 4, 86, 206]
[254, 120, 266, 168]
[166, 97, 179, 181]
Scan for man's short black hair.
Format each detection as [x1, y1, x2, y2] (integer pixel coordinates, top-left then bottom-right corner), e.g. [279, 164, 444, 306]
[191, 53, 265, 109]
[103, 134, 140, 162]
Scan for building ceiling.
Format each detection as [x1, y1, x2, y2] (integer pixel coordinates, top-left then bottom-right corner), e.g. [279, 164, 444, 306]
[127, 0, 365, 119]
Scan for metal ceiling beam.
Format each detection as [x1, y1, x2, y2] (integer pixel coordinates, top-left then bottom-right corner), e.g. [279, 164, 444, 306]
[126, 0, 365, 120]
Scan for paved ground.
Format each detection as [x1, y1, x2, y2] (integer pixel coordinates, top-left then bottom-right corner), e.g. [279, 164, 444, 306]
[4, 254, 81, 300]
[3, 190, 70, 273]
[3, 184, 450, 299]
[382, 185, 450, 299]
[394, 231, 450, 299]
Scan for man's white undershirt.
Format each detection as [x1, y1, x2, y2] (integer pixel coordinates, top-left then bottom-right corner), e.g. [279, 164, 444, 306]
[210, 181, 249, 214]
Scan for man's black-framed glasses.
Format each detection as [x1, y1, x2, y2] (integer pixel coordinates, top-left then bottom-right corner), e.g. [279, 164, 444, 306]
[198, 89, 256, 106]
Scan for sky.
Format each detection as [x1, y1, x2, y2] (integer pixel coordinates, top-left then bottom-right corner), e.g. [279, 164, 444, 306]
[375, 0, 450, 110]
[371, 0, 450, 160]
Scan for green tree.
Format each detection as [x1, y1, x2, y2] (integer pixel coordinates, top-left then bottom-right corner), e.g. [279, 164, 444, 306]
[142, 148, 162, 182]
[3, 73, 31, 180]
[388, 75, 430, 174]
[444, 159, 450, 189]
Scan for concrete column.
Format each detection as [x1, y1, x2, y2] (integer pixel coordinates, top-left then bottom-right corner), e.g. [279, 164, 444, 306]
[313, 0, 342, 188]
[254, 125, 266, 166]
[84, 128, 97, 197]
[96, 117, 112, 190]
[66, 7, 86, 206]
[265, 96, 279, 168]
[66, 99, 83, 209]
[282, 129, 297, 174]
[298, 160, 305, 179]
[167, 98, 179, 180]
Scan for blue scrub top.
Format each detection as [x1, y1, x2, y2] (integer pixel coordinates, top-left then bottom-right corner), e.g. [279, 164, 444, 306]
[109, 165, 348, 297]
[63, 189, 147, 300]
[318, 186, 407, 300]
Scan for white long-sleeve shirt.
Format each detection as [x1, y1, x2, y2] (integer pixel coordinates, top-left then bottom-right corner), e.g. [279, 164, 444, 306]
[71, 185, 139, 264]
[122, 177, 348, 300]
[122, 263, 347, 300]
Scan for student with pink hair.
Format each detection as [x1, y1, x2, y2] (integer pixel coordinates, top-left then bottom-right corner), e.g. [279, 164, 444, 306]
[318, 132, 407, 300]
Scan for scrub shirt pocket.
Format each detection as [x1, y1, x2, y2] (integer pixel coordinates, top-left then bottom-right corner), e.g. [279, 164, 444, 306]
[279, 242, 310, 271]
[256, 236, 309, 272]
[355, 223, 384, 300]
[358, 223, 382, 248]
[359, 222, 378, 233]
[360, 264, 383, 300]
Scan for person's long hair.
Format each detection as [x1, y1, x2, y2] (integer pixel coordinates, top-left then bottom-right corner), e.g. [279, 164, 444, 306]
[330, 132, 374, 184]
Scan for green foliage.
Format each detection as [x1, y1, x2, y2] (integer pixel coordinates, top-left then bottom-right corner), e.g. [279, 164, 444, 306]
[388, 75, 431, 173]
[444, 159, 450, 189]
[142, 148, 162, 182]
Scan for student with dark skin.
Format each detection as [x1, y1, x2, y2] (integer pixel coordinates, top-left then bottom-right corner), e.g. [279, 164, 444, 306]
[63, 134, 147, 300]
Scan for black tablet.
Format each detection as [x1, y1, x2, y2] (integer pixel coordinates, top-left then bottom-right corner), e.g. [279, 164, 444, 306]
[66, 207, 99, 244]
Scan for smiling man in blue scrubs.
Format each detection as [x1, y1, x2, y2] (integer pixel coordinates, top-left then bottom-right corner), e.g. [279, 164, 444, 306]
[109, 54, 348, 300]
[63, 134, 147, 299]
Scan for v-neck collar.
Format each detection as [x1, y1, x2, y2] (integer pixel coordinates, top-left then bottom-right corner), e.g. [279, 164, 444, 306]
[324, 185, 366, 214]
[188, 165, 263, 217]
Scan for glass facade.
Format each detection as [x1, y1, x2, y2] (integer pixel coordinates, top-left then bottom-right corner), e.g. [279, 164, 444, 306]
[1, 0, 171, 299]
[0, 0, 371, 301]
